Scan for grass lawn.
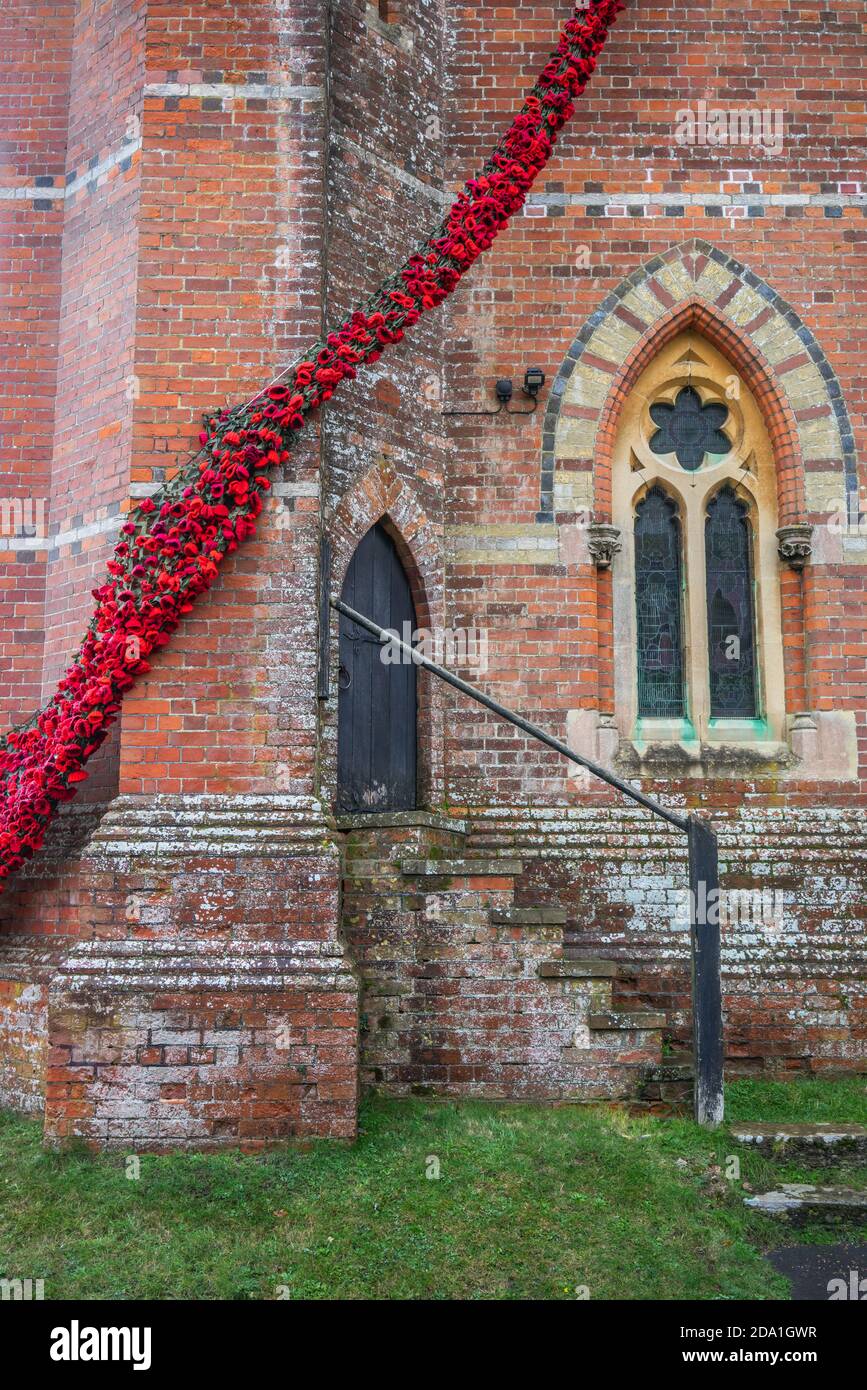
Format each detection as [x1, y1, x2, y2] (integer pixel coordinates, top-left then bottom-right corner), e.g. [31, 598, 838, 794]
[1, 1079, 864, 1300]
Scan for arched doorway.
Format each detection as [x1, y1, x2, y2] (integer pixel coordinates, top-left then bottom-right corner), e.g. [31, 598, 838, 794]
[337, 522, 417, 813]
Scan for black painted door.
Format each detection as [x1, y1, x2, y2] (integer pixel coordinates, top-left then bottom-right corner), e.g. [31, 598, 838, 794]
[337, 523, 417, 813]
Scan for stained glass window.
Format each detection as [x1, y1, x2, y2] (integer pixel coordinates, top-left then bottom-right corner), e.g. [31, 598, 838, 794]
[649, 386, 730, 471]
[635, 488, 685, 719]
[705, 488, 757, 717]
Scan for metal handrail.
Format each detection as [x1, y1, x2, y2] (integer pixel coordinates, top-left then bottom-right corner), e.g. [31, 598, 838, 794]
[334, 599, 687, 828]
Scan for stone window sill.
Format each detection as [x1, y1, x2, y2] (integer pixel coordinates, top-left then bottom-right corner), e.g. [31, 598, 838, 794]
[615, 736, 794, 779]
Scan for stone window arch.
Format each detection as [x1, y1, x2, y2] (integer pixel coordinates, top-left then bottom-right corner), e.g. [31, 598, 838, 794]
[548, 241, 858, 782]
[612, 330, 787, 764]
[542, 240, 855, 527]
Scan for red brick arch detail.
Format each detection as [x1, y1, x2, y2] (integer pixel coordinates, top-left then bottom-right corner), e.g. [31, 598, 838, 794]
[592, 298, 806, 528]
[330, 462, 441, 635]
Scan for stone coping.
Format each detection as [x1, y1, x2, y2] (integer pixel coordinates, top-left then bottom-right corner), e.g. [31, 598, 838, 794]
[53, 938, 357, 993]
[81, 794, 340, 859]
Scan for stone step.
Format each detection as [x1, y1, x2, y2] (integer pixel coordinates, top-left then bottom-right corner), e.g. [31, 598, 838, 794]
[644, 1054, 695, 1082]
[562, 948, 637, 974]
[335, 811, 467, 836]
[638, 1079, 693, 1106]
[745, 1185, 867, 1226]
[51, 939, 355, 991]
[492, 907, 567, 926]
[400, 859, 523, 878]
[538, 959, 624, 980]
[340, 860, 406, 880]
[588, 1009, 667, 1031]
[0, 934, 74, 981]
[732, 1123, 867, 1167]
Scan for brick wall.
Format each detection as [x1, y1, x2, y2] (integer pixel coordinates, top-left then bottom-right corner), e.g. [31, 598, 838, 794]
[0, 2, 73, 727]
[0, 937, 71, 1112]
[44, 0, 146, 818]
[0, 0, 363, 1145]
[120, 0, 331, 801]
[318, 0, 449, 804]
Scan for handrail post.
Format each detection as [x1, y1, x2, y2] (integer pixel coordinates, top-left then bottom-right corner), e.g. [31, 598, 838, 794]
[688, 815, 724, 1127]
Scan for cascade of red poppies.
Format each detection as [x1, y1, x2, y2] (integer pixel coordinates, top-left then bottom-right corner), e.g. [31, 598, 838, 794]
[0, 0, 625, 887]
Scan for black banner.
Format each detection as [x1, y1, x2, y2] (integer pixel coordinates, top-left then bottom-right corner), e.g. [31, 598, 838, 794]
[4, 1297, 863, 1377]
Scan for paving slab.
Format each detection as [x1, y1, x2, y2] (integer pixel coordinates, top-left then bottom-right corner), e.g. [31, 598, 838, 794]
[766, 1244, 867, 1301]
[746, 1185, 867, 1226]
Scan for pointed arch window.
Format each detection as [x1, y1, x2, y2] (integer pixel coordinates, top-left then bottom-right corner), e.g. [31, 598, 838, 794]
[610, 330, 787, 752]
[705, 488, 757, 718]
[634, 488, 685, 719]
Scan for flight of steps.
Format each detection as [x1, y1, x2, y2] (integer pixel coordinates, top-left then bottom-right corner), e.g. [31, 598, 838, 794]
[339, 816, 671, 1104]
[734, 1123, 867, 1228]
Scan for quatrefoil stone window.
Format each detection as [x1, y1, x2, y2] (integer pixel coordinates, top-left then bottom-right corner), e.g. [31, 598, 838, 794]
[649, 386, 730, 471]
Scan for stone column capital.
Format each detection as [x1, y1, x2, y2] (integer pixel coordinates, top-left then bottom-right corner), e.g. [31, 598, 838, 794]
[587, 523, 622, 569]
[776, 523, 813, 571]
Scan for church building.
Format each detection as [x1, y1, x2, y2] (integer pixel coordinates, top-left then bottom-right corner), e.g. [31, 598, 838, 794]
[0, 0, 864, 1147]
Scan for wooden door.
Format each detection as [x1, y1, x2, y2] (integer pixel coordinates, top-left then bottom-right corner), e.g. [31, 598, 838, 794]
[337, 523, 417, 813]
